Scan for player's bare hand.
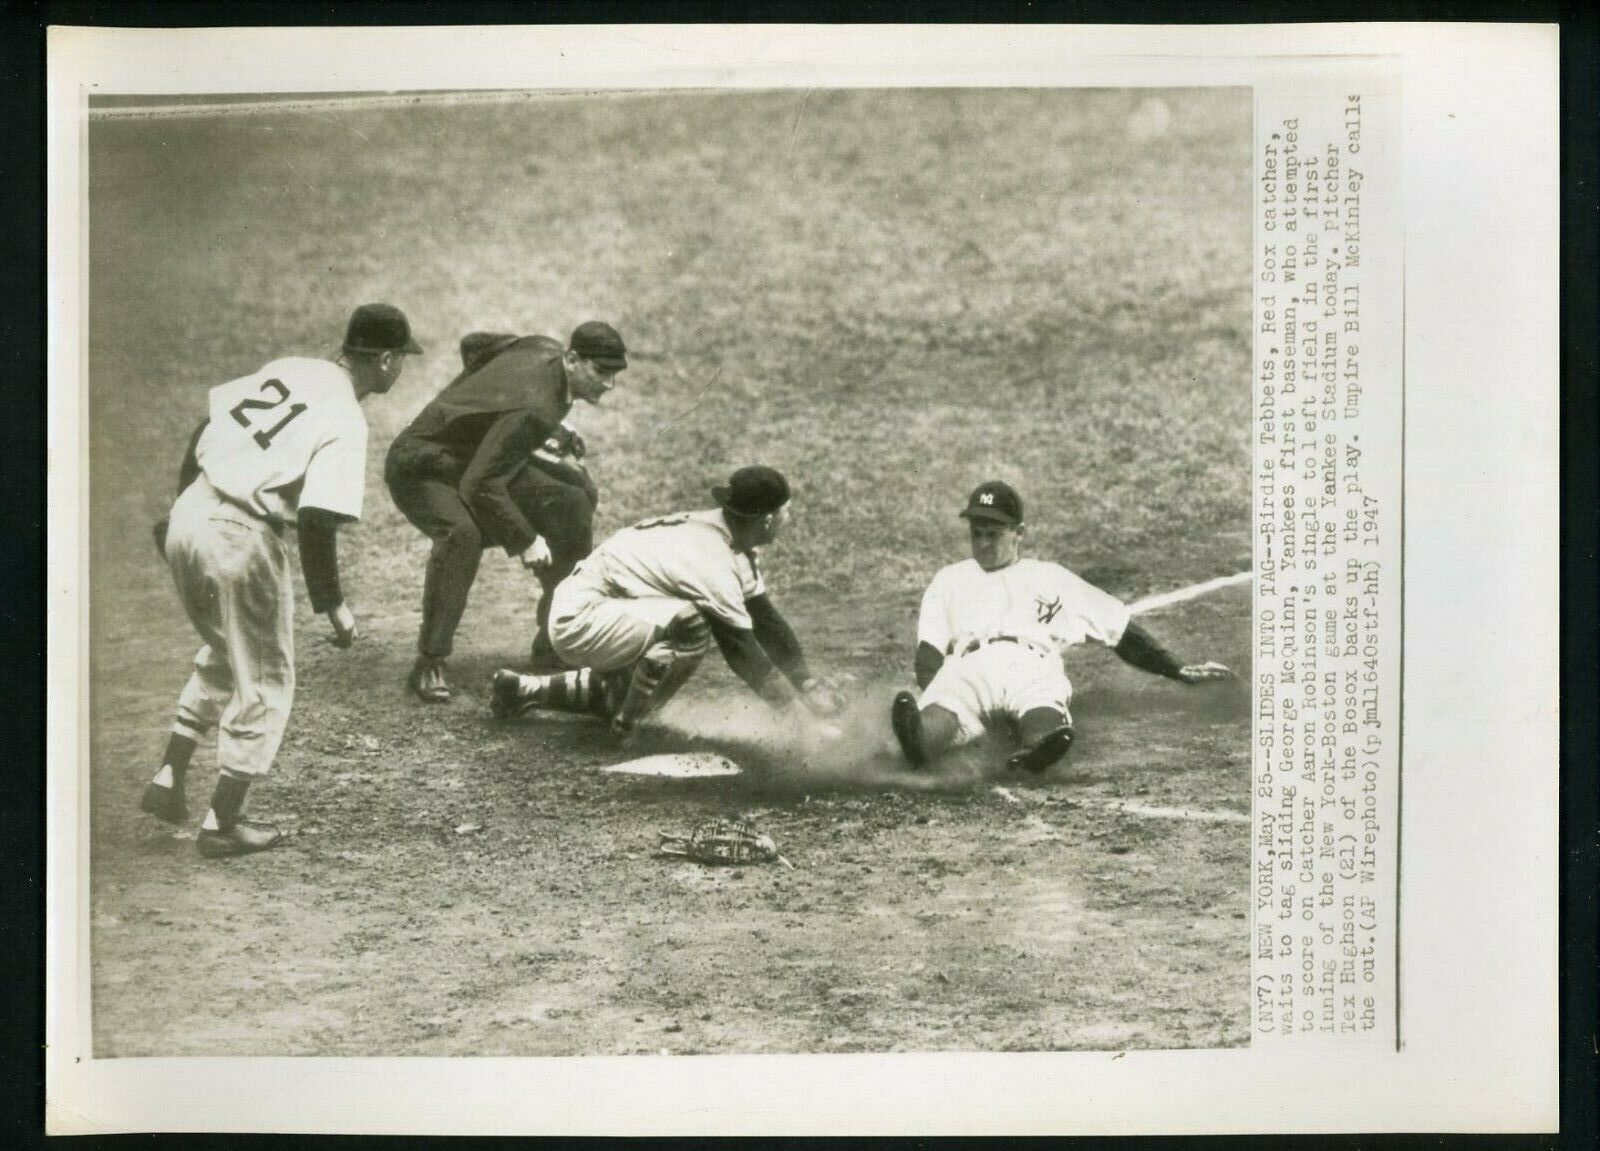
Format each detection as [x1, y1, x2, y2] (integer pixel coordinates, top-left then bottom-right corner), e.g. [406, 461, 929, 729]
[520, 537, 554, 577]
[564, 427, 587, 460]
[799, 677, 846, 718]
[1178, 660, 1234, 683]
[327, 602, 360, 648]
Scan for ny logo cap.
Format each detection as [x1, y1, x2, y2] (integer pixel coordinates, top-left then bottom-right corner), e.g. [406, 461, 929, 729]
[959, 480, 1023, 526]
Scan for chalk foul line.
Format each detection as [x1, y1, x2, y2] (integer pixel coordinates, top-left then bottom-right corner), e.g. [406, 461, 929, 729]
[992, 786, 1249, 824]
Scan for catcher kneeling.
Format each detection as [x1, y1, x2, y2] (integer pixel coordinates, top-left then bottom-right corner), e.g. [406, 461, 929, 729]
[491, 465, 841, 740]
[891, 480, 1234, 774]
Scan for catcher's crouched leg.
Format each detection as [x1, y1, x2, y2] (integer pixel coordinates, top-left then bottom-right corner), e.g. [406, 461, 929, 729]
[611, 608, 712, 733]
[490, 665, 619, 721]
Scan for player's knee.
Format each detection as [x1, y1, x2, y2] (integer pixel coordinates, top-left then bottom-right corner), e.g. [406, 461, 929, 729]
[1017, 707, 1072, 748]
[633, 649, 672, 690]
[631, 610, 711, 683]
[439, 518, 482, 554]
[664, 608, 712, 657]
[547, 484, 594, 524]
[920, 704, 963, 753]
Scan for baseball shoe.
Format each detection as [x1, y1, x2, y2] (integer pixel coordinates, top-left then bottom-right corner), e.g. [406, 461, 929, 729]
[408, 657, 452, 703]
[490, 669, 534, 721]
[139, 777, 187, 824]
[1005, 724, 1075, 774]
[890, 691, 927, 768]
[609, 715, 639, 748]
[196, 820, 284, 859]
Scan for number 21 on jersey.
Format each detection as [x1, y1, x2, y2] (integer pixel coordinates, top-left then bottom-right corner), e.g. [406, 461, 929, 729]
[229, 378, 306, 449]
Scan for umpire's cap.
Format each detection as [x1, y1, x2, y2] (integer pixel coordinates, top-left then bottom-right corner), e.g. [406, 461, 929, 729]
[959, 480, 1024, 526]
[569, 320, 627, 370]
[713, 466, 790, 517]
[343, 303, 423, 355]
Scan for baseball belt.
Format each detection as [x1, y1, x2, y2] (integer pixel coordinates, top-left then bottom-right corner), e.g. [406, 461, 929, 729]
[199, 475, 287, 537]
[954, 635, 1053, 658]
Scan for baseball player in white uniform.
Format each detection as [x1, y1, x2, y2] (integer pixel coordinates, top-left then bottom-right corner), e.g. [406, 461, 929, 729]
[490, 465, 842, 740]
[139, 304, 421, 858]
[891, 480, 1234, 774]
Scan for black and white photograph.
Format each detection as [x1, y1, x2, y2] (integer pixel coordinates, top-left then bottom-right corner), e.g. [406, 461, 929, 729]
[83, 81, 1252, 1057]
[45, 23, 1562, 1137]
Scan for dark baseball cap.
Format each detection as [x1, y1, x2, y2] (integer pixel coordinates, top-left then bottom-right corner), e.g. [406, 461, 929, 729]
[569, 320, 627, 370]
[343, 303, 423, 354]
[959, 480, 1024, 526]
[712, 465, 791, 517]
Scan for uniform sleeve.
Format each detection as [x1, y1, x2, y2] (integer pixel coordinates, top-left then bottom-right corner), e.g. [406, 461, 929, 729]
[694, 565, 756, 631]
[747, 593, 809, 686]
[296, 507, 345, 614]
[1064, 567, 1132, 647]
[916, 573, 953, 654]
[299, 418, 368, 520]
[459, 409, 551, 555]
[176, 418, 207, 496]
[738, 549, 767, 599]
[704, 616, 787, 701]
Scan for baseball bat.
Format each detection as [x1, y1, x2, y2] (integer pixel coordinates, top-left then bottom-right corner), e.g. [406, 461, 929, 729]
[1126, 571, 1252, 617]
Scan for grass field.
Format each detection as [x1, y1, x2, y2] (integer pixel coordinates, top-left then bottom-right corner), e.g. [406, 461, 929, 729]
[85, 87, 1253, 1056]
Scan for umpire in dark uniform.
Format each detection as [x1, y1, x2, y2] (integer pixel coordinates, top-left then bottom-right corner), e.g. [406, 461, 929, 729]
[459, 331, 604, 661]
[385, 321, 627, 702]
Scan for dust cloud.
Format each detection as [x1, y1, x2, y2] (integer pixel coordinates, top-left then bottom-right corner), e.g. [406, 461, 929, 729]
[650, 676, 981, 793]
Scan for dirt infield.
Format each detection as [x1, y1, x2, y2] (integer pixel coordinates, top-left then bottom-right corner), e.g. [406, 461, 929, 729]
[84, 87, 1253, 1056]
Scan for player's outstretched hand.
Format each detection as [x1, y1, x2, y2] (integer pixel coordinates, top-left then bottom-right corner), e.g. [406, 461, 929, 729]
[778, 695, 844, 745]
[520, 537, 553, 577]
[327, 602, 360, 648]
[1178, 660, 1234, 683]
[799, 677, 846, 718]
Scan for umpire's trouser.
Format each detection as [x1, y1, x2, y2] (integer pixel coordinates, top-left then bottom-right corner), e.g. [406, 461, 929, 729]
[387, 456, 594, 659]
[507, 464, 594, 636]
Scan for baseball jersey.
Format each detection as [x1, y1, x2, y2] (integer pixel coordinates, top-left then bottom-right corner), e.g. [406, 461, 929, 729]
[196, 357, 368, 524]
[917, 557, 1131, 661]
[586, 509, 765, 630]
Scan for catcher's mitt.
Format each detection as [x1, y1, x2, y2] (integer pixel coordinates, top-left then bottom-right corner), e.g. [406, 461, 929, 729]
[659, 820, 793, 868]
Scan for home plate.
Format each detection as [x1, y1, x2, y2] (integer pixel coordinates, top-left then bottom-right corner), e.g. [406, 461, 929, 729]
[602, 752, 743, 779]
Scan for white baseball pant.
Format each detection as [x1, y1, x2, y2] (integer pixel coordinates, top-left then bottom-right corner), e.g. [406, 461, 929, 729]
[165, 476, 295, 778]
[547, 565, 694, 672]
[918, 640, 1073, 744]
